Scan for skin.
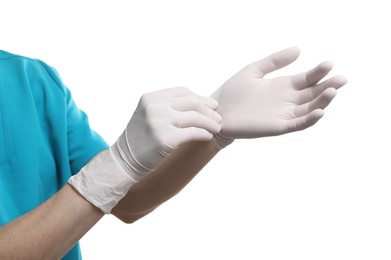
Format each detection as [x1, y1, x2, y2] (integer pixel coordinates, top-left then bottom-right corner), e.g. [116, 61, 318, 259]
[0, 141, 216, 259]
[0, 184, 104, 260]
[112, 47, 347, 221]
[0, 47, 347, 258]
[112, 141, 219, 223]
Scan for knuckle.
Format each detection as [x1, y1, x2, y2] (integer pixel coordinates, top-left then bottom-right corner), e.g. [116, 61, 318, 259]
[169, 86, 191, 96]
[177, 86, 190, 93]
[143, 103, 155, 117]
[139, 93, 153, 107]
[188, 96, 201, 109]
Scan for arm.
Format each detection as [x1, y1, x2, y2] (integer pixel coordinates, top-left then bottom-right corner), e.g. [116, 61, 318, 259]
[112, 141, 218, 223]
[67, 87, 221, 214]
[0, 87, 219, 258]
[0, 184, 104, 260]
[112, 47, 347, 222]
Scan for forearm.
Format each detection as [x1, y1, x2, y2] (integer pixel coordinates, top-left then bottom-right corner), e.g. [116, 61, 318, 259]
[0, 184, 104, 260]
[112, 141, 219, 223]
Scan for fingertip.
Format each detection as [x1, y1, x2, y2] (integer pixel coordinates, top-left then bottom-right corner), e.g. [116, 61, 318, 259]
[323, 75, 347, 91]
[255, 46, 301, 75]
[288, 46, 301, 56]
[208, 98, 219, 110]
[319, 61, 334, 71]
[334, 75, 348, 86]
[204, 131, 214, 141]
[205, 131, 214, 141]
[208, 121, 222, 134]
[215, 123, 222, 133]
[324, 87, 338, 98]
[284, 46, 301, 61]
[199, 96, 219, 110]
[316, 108, 325, 117]
[207, 109, 222, 124]
[312, 109, 325, 120]
[305, 109, 324, 126]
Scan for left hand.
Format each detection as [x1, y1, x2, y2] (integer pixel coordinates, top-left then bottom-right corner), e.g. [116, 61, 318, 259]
[211, 47, 347, 140]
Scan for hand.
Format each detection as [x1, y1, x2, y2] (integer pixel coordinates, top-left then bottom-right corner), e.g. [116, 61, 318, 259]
[211, 47, 347, 143]
[69, 87, 221, 213]
[116, 87, 222, 173]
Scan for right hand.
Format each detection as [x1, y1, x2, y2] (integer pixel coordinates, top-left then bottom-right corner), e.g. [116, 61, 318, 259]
[114, 87, 222, 176]
[69, 87, 222, 214]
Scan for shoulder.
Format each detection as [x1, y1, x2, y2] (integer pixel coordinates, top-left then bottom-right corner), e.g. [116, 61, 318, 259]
[0, 50, 66, 96]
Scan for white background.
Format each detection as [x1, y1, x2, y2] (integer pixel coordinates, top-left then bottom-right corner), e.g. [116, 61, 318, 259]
[1, 0, 390, 259]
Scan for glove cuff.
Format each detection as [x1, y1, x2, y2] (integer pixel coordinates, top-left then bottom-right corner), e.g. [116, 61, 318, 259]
[68, 148, 137, 214]
[113, 134, 152, 178]
[209, 132, 234, 150]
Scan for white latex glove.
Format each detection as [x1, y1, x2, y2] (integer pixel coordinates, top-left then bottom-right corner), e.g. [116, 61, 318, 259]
[210, 47, 347, 150]
[69, 87, 221, 213]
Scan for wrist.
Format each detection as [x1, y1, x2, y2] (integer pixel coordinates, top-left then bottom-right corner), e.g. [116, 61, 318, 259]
[112, 136, 152, 178]
[68, 148, 137, 214]
[209, 131, 234, 150]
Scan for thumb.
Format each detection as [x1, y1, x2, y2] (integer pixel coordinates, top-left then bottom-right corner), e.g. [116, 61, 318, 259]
[250, 47, 300, 77]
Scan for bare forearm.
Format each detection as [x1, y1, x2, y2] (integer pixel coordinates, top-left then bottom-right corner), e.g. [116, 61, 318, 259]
[112, 141, 219, 223]
[0, 184, 104, 260]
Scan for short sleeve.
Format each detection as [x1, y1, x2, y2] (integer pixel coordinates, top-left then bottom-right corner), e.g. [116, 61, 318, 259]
[65, 87, 109, 174]
[42, 63, 109, 174]
[0, 51, 104, 260]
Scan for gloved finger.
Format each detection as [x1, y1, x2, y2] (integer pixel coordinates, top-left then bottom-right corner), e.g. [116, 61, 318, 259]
[171, 96, 222, 123]
[174, 111, 222, 134]
[285, 109, 324, 133]
[161, 87, 217, 109]
[294, 88, 337, 117]
[158, 86, 193, 97]
[290, 61, 334, 90]
[295, 75, 347, 104]
[250, 47, 300, 77]
[196, 95, 219, 110]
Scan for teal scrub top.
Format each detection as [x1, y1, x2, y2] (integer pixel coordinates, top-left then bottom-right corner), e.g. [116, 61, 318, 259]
[0, 50, 109, 259]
